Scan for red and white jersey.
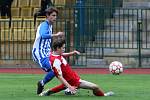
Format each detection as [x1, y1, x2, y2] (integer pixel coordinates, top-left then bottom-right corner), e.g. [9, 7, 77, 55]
[50, 53, 80, 82]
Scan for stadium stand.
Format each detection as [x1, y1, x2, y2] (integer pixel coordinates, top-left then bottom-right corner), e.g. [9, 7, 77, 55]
[11, 7, 20, 17]
[11, 0, 18, 7]
[24, 28, 36, 41]
[23, 18, 35, 29]
[0, 0, 76, 66]
[18, 0, 30, 7]
[0, 0, 75, 43]
[11, 18, 23, 28]
[11, 28, 24, 41]
[0, 29, 12, 41]
[30, 0, 41, 7]
[0, 18, 10, 29]
[20, 7, 32, 17]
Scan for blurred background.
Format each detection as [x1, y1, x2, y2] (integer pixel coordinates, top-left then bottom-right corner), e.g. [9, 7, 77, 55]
[0, 0, 150, 68]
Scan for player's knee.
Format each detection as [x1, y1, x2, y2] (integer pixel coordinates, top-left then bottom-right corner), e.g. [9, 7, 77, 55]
[92, 84, 99, 90]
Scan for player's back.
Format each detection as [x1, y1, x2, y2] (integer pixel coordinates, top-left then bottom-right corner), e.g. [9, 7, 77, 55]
[50, 54, 80, 82]
[32, 20, 52, 60]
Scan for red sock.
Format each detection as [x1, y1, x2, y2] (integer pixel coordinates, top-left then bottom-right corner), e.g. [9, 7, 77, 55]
[93, 90, 105, 96]
[50, 84, 65, 93]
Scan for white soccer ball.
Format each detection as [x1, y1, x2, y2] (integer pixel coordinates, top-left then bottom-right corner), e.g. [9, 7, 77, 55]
[109, 61, 123, 75]
[64, 88, 77, 95]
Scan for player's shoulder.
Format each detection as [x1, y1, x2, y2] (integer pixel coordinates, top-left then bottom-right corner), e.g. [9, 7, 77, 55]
[51, 54, 61, 60]
[53, 57, 62, 67]
[40, 20, 49, 27]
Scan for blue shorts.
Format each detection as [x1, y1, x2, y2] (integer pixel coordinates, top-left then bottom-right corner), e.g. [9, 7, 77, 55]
[39, 57, 51, 72]
[32, 48, 52, 72]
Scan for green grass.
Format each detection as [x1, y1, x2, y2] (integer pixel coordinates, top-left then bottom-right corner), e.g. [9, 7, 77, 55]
[0, 74, 150, 100]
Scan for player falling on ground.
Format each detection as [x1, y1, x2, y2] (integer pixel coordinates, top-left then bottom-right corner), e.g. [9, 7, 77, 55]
[39, 38, 114, 96]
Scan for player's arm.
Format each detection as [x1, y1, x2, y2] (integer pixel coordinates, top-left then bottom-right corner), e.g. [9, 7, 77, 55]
[52, 32, 64, 37]
[53, 59, 76, 92]
[39, 22, 51, 39]
[57, 75, 76, 92]
[62, 50, 80, 57]
[39, 22, 64, 38]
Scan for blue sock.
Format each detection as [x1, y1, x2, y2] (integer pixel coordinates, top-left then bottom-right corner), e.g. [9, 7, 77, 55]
[42, 70, 55, 85]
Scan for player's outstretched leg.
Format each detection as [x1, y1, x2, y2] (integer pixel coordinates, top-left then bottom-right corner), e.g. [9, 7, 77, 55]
[39, 84, 65, 96]
[92, 84, 114, 96]
[37, 70, 55, 94]
[79, 80, 114, 96]
[92, 86, 114, 96]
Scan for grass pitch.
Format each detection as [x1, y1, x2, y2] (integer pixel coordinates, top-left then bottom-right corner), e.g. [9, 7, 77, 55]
[0, 73, 150, 100]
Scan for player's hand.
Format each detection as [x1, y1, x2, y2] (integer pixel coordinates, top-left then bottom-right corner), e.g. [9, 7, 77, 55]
[68, 86, 77, 93]
[73, 50, 80, 55]
[56, 32, 65, 36]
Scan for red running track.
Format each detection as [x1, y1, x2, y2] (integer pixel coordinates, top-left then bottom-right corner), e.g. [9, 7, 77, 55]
[0, 68, 150, 74]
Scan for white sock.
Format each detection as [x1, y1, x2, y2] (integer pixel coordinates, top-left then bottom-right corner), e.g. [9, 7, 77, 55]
[104, 91, 114, 96]
[41, 80, 44, 86]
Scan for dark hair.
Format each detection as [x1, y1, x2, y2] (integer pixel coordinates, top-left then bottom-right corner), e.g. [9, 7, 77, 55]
[45, 7, 58, 16]
[52, 38, 66, 51]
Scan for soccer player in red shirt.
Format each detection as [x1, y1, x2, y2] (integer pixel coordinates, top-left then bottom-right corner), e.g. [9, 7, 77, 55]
[39, 38, 114, 96]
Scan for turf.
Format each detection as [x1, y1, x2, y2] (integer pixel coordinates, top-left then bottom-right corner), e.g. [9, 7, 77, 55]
[0, 74, 150, 100]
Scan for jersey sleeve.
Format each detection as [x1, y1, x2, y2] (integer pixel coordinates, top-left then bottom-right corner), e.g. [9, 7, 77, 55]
[39, 21, 52, 39]
[53, 59, 62, 76]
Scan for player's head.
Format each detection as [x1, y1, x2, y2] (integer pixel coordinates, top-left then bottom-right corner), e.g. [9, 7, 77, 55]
[52, 37, 66, 54]
[45, 7, 58, 23]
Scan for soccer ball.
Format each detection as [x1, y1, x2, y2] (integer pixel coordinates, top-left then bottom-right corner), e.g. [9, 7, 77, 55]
[109, 61, 123, 75]
[64, 88, 77, 95]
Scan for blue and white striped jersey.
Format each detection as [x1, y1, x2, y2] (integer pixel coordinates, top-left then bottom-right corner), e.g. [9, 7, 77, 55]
[32, 20, 52, 63]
